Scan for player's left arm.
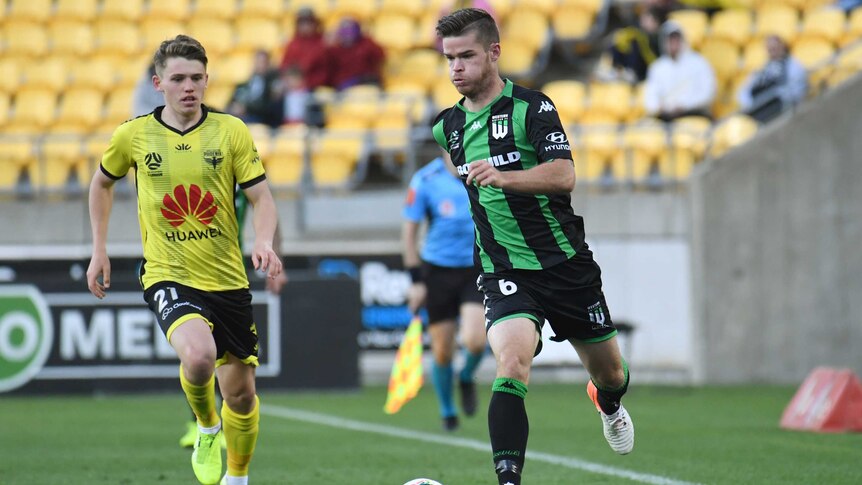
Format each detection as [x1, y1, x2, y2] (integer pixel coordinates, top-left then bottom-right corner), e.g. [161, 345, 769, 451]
[465, 93, 575, 194]
[243, 181, 283, 281]
[233, 120, 283, 280]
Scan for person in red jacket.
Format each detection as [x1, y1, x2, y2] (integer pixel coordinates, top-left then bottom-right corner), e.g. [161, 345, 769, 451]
[279, 7, 331, 90]
[328, 18, 385, 91]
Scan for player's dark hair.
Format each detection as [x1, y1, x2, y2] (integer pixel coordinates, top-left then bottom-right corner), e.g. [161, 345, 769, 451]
[436, 8, 499, 49]
[153, 35, 208, 75]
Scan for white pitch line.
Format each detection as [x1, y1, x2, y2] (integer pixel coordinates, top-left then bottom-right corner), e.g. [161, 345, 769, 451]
[261, 404, 700, 485]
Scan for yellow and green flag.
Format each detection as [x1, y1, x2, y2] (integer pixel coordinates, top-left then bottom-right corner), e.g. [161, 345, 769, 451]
[383, 316, 424, 414]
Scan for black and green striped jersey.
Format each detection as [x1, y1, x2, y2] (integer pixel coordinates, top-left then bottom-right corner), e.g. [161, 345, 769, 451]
[432, 79, 585, 273]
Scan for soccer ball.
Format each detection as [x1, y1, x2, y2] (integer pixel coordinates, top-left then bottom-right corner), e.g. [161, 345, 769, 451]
[402, 479, 443, 485]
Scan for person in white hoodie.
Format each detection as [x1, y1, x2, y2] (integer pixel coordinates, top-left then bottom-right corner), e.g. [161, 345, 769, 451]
[643, 21, 716, 122]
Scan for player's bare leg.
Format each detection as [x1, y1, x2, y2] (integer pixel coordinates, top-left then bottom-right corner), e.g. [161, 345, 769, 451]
[457, 302, 486, 417]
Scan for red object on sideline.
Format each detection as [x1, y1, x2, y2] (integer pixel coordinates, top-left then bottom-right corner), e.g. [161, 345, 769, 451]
[780, 367, 862, 433]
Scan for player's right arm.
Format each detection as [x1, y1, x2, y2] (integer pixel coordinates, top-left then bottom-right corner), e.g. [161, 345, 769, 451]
[402, 174, 427, 315]
[87, 170, 116, 298]
[87, 124, 134, 299]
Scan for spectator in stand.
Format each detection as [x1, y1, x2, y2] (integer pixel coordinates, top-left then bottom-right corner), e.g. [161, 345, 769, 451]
[643, 21, 716, 122]
[737, 35, 808, 124]
[275, 66, 311, 126]
[227, 50, 283, 127]
[606, 6, 665, 83]
[280, 7, 331, 90]
[328, 18, 386, 91]
[132, 63, 164, 116]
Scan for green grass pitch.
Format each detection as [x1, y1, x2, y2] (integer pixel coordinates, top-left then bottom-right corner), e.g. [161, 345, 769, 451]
[1, 384, 860, 484]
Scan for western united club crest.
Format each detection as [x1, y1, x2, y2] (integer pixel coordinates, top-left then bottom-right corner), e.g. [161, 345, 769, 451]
[491, 114, 508, 140]
[203, 149, 224, 170]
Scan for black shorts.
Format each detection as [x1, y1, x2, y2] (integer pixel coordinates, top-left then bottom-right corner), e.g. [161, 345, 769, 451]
[423, 261, 483, 324]
[477, 246, 617, 353]
[144, 281, 259, 367]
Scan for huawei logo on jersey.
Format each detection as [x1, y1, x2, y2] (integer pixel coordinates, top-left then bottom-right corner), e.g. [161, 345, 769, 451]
[161, 184, 218, 227]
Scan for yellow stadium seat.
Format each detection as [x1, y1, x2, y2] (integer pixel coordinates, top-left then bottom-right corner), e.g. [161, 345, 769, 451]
[69, 57, 122, 92]
[699, 38, 741, 84]
[49, 20, 95, 57]
[829, 43, 862, 86]
[186, 19, 235, 57]
[235, 18, 282, 53]
[12, 88, 57, 130]
[8, 0, 52, 23]
[799, 8, 847, 46]
[94, 20, 142, 56]
[622, 121, 671, 182]
[578, 127, 624, 183]
[792, 37, 836, 69]
[741, 39, 769, 74]
[0, 93, 10, 128]
[498, 43, 540, 77]
[53, 88, 105, 134]
[372, 115, 411, 154]
[840, 8, 862, 47]
[379, 0, 426, 18]
[542, 80, 586, 125]
[415, 11, 441, 49]
[710, 9, 754, 47]
[147, 0, 192, 21]
[670, 116, 712, 178]
[311, 132, 365, 188]
[803, 0, 836, 11]
[432, 77, 463, 111]
[85, 131, 113, 168]
[588, 82, 633, 122]
[487, 0, 517, 21]
[140, 19, 185, 52]
[209, 52, 255, 88]
[22, 57, 70, 92]
[203, 84, 234, 112]
[757, 0, 807, 10]
[5, 22, 49, 57]
[552, 6, 597, 40]
[329, 0, 378, 22]
[37, 134, 88, 190]
[559, 0, 605, 14]
[102, 87, 136, 128]
[709, 114, 758, 158]
[101, 0, 144, 21]
[0, 59, 23, 93]
[0, 159, 24, 191]
[373, 14, 418, 53]
[56, 0, 99, 22]
[502, 9, 549, 51]
[194, 0, 238, 19]
[388, 49, 444, 91]
[669, 10, 709, 49]
[267, 126, 309, 187]
[244, 0, 287, 19]
[754, 6, 799, 44]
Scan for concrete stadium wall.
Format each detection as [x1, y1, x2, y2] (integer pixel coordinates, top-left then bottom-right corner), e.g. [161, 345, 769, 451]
[690, 77, 862, 384]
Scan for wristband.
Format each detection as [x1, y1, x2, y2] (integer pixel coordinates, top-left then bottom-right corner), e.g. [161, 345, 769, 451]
[408, 267, 423, 283]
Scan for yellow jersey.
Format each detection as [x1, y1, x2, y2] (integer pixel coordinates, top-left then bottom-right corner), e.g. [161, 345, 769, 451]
[101, 106, 266, 291]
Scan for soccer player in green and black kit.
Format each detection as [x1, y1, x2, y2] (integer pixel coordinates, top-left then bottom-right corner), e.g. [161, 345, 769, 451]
[434, 9, 635, 484]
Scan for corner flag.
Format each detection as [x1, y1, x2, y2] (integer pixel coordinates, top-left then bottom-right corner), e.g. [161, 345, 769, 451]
[384, 316, 424, 414]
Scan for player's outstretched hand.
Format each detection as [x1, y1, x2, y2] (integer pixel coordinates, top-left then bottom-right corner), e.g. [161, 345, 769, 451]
[252, 241, 284, 282]
[87, 251, 111, 299]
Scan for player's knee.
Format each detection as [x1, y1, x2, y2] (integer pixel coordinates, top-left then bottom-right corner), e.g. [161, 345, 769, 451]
[181, 354, 216, 381]
[223, 387, 256, 414]
[593, 364, 626, 389]
[496, 352, 530, 382]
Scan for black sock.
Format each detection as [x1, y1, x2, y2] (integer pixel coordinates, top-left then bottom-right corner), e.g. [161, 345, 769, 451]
[594, 360, 630, 415]
[489, 378, 528, 484]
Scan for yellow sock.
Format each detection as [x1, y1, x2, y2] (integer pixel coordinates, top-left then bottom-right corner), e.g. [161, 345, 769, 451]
[222, 395, 260, 477]
[179, 366, 219, 428]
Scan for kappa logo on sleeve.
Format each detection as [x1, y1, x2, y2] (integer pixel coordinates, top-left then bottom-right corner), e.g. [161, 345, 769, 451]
[537, 100, 556, 113]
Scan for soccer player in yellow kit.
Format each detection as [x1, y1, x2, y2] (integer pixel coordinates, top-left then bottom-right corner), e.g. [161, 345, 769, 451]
[86, 35, 282, 485]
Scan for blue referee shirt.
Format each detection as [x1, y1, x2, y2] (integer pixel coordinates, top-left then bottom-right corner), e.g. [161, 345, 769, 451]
[403, 157, 475, 268]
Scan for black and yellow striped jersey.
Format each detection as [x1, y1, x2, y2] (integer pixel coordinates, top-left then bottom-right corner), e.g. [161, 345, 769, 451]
[100, 106, 266, 291]
[432, 79, 584, 273]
